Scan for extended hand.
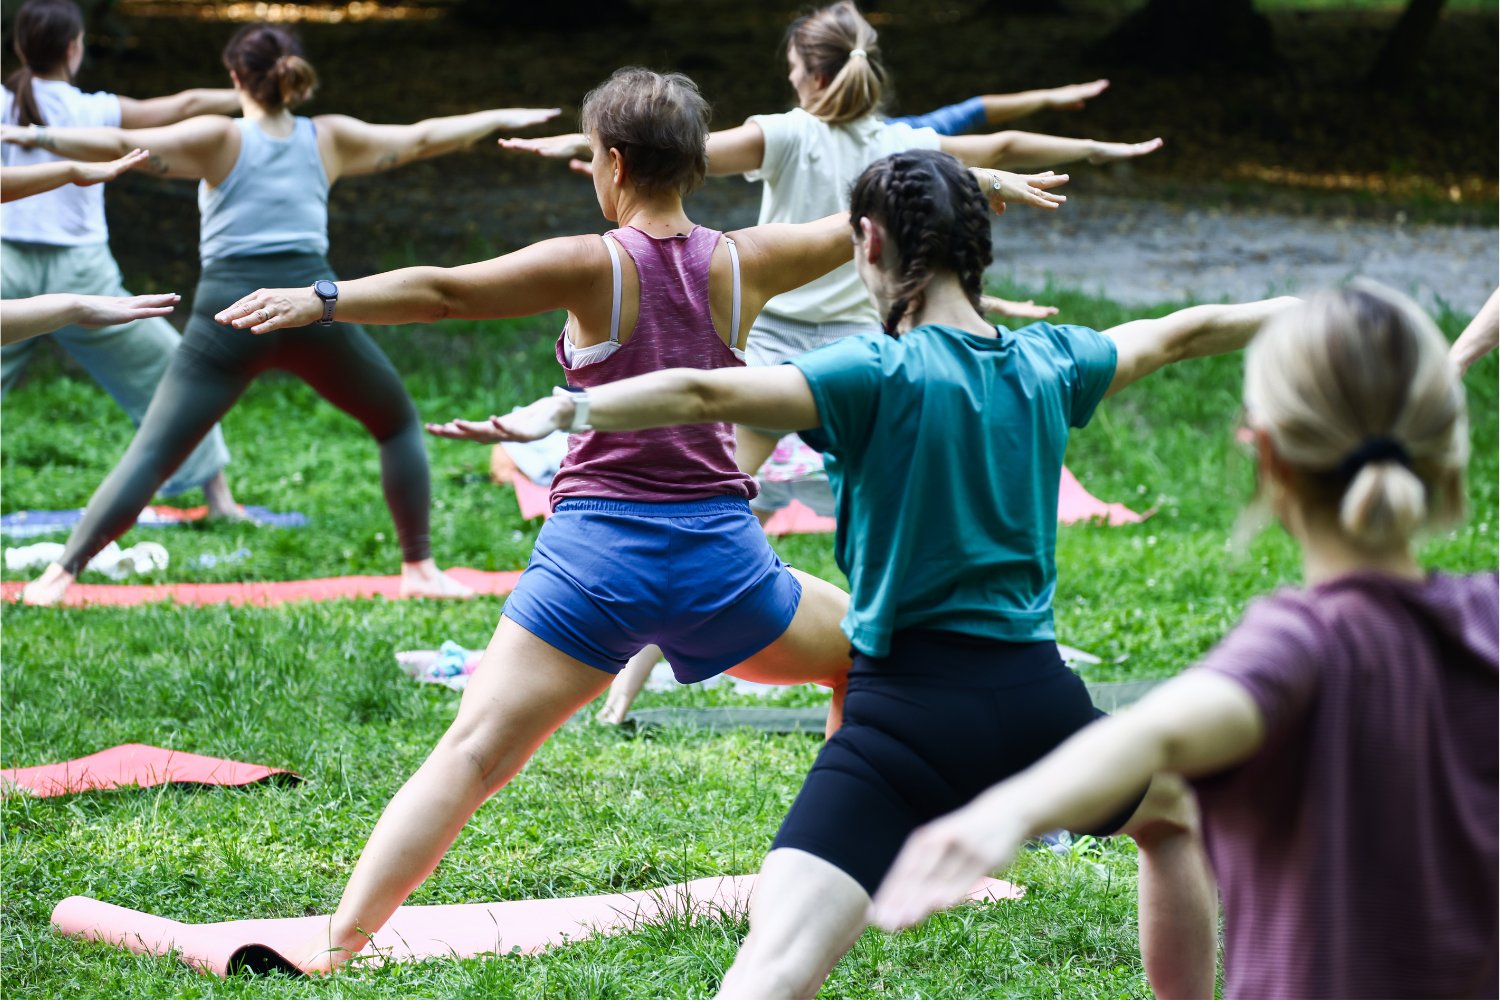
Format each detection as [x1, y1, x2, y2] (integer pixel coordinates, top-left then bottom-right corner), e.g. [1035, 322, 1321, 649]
[74, 148, 152, 187]
[867, 810, 1023, 933]
[496, 108, 563, 130]
[980, 295, 1058, 320]
[1087, 137, 1163, 164]
[214, 287, 321, 334]
[76, 292, 180, 328]
[1047, 79, 1109, 111]
[1, 123, 35, 148]
[980, 170, 1069, 213]
[427, 395, 569, 444]
[497, 133, 590, 160]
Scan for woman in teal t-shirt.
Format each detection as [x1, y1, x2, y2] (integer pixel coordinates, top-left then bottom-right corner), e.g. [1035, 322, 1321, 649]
[440, 149, 1297, 998]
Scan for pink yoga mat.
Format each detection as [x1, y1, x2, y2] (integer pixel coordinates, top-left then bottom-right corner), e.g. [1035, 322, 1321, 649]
[1, 744, 295, 797]
[492, 445, 1139, 530]
[51, 876, 1022, 976]
[0, 568, 522, 608]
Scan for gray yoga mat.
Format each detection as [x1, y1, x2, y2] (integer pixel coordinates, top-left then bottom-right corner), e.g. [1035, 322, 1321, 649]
[622, 678, 1168, 734]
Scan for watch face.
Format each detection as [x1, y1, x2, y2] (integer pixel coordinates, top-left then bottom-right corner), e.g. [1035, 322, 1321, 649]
[314, 279, 338, 300]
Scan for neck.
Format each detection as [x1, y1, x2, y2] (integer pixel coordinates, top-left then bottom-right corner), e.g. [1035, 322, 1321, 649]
[239, 95, 287, 122]
[900, 276, 994, 337]
[613, 191, 693, 237]
[34, 66, 70, 83]
[1294, 516, 1423, 586]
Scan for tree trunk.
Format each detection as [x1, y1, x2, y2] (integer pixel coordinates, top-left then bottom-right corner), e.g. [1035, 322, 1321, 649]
[1367, 0, 1448, 91]
[1087, 0, 1278, 72]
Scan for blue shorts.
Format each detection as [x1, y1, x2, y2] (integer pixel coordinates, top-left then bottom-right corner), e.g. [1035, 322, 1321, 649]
[502, 497, 803, 683]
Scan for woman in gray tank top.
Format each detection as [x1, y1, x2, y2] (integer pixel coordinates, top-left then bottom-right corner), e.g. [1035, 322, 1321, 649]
[3, 22, 560, 606]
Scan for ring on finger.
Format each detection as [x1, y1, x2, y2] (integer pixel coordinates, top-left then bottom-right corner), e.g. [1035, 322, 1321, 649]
[258, 309, 270, 323]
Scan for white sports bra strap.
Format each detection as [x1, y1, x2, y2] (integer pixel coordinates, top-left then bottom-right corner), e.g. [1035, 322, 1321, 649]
[602, 233, 623, 344]
[724, 236, 745, 351]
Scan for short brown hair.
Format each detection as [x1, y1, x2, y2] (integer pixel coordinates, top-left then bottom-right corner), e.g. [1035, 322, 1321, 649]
[580, 67, 710, 197]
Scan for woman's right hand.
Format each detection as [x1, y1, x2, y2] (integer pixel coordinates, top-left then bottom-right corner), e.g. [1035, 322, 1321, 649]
[215, 287, 322, 335]
[497, 132, 590, 161]
[73, 148, 153, 186]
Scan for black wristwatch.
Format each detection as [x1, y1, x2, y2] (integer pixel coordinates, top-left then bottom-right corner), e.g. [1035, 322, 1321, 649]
[312, 279, 338, 326]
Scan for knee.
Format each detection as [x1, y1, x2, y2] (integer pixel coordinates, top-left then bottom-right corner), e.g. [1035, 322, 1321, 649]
[435, 717, 522, 796]
[1121, 772, 1201, 848]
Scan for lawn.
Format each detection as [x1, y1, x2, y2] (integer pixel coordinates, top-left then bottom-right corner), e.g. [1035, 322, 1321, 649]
[2, 286, 1495, 998]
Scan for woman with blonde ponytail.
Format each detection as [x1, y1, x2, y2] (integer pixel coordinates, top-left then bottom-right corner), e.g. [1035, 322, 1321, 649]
[2, 21, 562, 606]
[872, 280, 1497, 1000]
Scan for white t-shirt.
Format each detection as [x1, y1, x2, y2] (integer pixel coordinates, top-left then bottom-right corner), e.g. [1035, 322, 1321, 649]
[745, 108, 941, 325]
[1, 80, 123, 246]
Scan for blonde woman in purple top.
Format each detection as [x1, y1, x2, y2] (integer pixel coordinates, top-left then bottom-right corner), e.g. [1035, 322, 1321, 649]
[215, 66, 996, 975]
[872, 280, 1497, 999]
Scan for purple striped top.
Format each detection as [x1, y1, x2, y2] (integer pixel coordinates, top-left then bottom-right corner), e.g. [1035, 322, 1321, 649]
[550, 225, 757, 505]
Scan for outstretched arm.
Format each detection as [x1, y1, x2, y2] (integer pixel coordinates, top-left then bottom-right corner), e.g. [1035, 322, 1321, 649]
[730, 212, 853, 312]
[215, 235, 597, 334]
[941, 130, 1162, 170]
[320, 108, 560, 179]
[1, 292, 180, 345]
[428, 364, 820, 444]
[1104, 296, 1300, 398]
[0, 148, 150, 201]
[1451, 287, 1499, 375]
[1, 117, 235, 181]
[869, 670, 1262, 932]
[498, 121, 767, 178]
[117, 88, 240, 128]
[978, 79, 1110, 125]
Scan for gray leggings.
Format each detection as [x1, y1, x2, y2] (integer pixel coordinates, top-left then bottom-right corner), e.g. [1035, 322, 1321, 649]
[58, 250, 431, 573]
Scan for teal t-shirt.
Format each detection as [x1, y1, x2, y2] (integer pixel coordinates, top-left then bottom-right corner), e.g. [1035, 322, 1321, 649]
[788, 321, 1117, 657]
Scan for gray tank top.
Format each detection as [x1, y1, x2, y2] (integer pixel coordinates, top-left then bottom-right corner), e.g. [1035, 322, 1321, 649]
[198, 117, 330, 265]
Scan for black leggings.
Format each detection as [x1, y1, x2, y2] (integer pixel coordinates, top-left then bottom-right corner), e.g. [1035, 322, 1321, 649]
[770, 630, 1144, 896]
[58, 250, 431, 574]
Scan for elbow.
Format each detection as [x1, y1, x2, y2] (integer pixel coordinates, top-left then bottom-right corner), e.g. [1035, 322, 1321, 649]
[683, 371, 718, 423]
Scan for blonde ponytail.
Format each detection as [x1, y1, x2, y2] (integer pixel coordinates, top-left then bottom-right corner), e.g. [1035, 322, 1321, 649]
[1243, 280, 1469, 551]
[787, 1, 887, 125]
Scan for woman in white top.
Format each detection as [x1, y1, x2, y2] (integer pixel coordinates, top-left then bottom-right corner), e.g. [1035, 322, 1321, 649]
[504, 0, 1160, 476]
[2, 0, 242, 512]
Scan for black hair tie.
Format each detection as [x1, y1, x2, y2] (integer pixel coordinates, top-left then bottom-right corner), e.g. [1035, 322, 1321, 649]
[1336, 437, 1412, 482]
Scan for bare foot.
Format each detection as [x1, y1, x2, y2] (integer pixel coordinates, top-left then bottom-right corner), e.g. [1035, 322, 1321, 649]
[286, 924, 365, 976]
[201, 470, 247, 521]
[21, 563, 75, 607]
[399, 560, 474, 600]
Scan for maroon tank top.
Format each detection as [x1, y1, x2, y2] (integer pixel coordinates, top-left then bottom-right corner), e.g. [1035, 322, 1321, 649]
[550, 225, 757, 505]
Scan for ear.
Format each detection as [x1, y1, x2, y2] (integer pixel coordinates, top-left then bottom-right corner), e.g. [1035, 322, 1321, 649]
[1254, 427, 1292, 489]
[607, 146, 626, 187]
[857, 216, 882, 265]
[228, 69, 241, 91]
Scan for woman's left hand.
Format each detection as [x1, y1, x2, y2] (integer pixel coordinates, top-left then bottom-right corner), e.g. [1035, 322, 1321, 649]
[215, 287, 322, 334]
[427, 394, 571, 443]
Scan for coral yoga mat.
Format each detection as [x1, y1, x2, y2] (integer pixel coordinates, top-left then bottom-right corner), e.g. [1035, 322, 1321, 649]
[50, 876, 1022, 976]
[491, 445, 1140, 529]
[1, 744, 295, 797]
[1, 568, 522, 607]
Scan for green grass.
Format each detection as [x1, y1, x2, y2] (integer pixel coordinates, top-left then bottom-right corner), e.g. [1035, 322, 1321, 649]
[2, 287, 1495, 998]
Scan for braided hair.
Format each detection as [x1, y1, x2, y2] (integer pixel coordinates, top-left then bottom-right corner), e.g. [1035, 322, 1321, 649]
[849, 149, 993, 335]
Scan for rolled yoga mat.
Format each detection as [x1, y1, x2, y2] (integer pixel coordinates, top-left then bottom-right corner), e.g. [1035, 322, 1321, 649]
[50, 876, 1024, 976]
[0, 568, 522, 608]
[1, 744, 296, 797]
